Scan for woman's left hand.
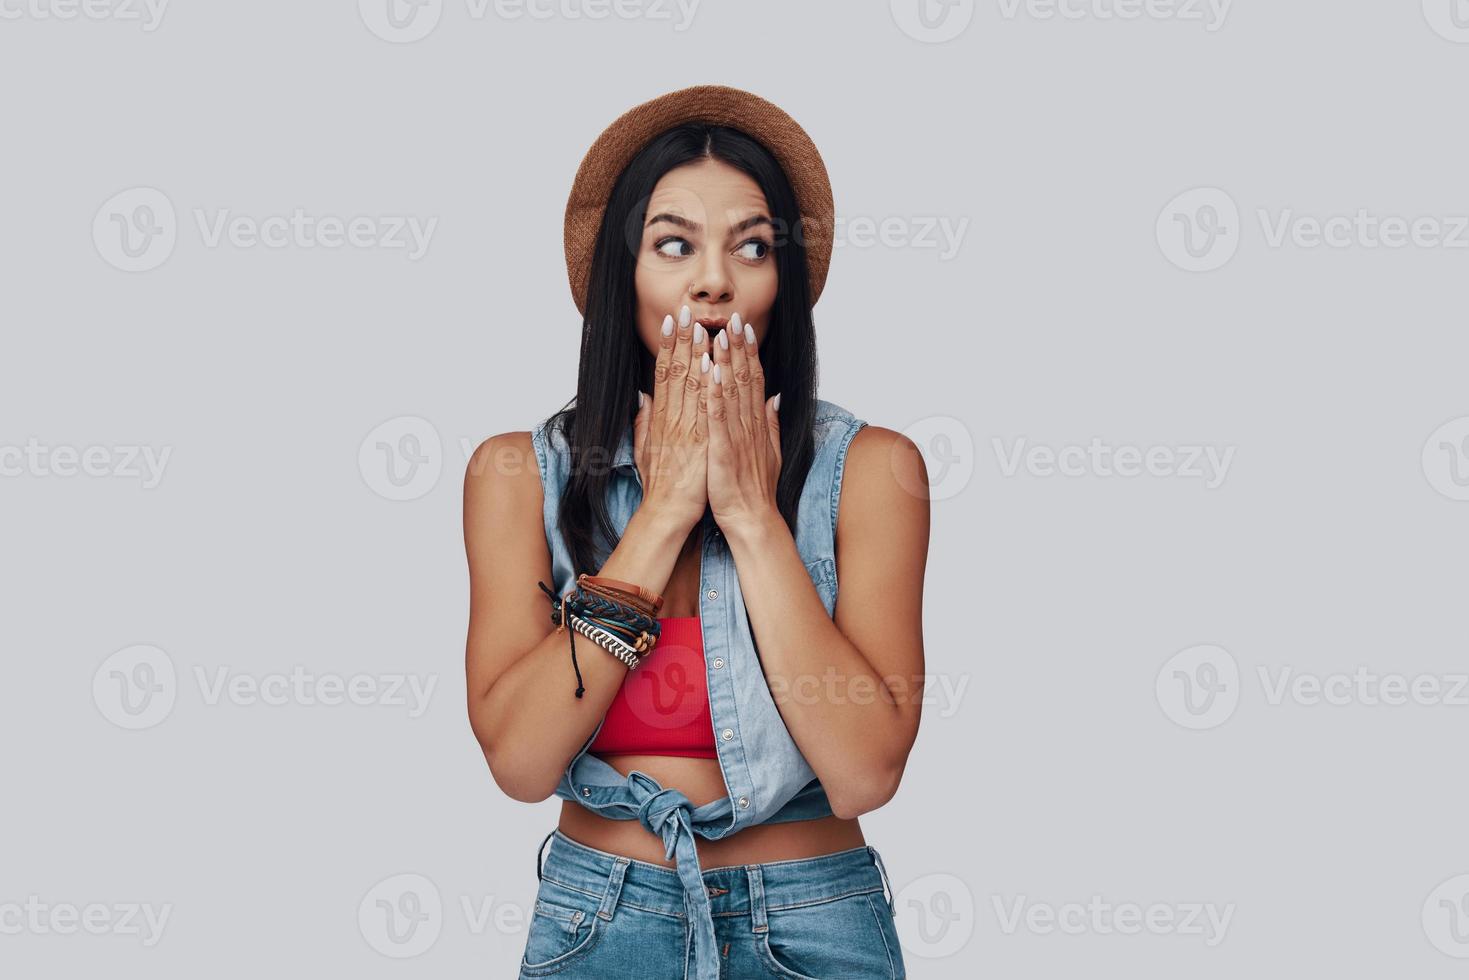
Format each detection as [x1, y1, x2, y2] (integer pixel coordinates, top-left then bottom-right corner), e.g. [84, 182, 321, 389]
[706, 312, 782, 535]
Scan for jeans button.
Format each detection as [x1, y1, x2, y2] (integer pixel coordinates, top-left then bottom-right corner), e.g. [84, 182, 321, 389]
[721, 728, 734, 741]
[738, 796, 749, 808]
[706, 589, 718, 600]
[713, 657, 724, 669]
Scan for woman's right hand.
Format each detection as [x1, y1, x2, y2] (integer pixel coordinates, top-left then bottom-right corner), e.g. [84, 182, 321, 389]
[633, 304, 712, 533]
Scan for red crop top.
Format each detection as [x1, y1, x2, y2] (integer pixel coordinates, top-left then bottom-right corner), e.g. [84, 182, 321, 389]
[587, 616, 717, 759]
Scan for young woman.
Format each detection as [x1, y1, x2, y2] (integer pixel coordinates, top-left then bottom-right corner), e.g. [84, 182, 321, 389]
[464, 85, 929, 979]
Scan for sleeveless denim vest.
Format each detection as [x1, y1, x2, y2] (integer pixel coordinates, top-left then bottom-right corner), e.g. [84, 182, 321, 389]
[529, 397, 868, 980]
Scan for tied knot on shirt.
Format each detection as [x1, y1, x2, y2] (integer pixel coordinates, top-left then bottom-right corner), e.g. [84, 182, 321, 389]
[629, 776, 696, 861]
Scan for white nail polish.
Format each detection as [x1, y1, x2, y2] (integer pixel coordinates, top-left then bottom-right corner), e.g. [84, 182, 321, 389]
[679, 305, 691, 328]
[731, 312, 742, 332]
[693, 322, 705, 345]
[744, 323, 755, 345]
[701, 351, 711, 373]
[662, 315, 674, 337]
[713, 362, 721, 383]
[718, 330, 729, 350]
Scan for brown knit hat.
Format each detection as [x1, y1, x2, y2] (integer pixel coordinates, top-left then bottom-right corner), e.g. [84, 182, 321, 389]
[563, 84, 834, 318]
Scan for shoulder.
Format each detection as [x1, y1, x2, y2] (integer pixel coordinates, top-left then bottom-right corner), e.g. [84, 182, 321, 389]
[464, 431, 542, 513]
[811, 399, 923, 484]
[845, 424, 928, 503]
[829, 411, 929, 545]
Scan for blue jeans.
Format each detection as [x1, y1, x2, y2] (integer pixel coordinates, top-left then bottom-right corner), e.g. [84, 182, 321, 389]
[520, 829, 907, 979]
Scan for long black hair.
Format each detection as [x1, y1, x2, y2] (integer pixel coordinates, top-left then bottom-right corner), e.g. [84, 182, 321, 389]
[545, 123, 822, 578]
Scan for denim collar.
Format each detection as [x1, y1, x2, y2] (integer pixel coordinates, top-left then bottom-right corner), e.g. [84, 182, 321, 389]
[612, 422, 635, 473]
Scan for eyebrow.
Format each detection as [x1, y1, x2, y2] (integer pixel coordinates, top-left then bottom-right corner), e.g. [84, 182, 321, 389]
[645, 212, 774, 237]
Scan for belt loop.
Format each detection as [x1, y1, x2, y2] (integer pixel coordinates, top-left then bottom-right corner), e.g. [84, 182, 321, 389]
[867, 845, 895, 916]
[746, 865, 769, 934]
[535, 828, 557, 882]
[596, 857, 630, 922]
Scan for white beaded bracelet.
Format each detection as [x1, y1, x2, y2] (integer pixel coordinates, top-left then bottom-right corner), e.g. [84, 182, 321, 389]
[566, 613, 643, 669]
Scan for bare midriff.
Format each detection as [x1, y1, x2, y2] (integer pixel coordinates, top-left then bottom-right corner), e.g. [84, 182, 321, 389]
[557, 752, 865, 870]
[558, 521, 864, 868]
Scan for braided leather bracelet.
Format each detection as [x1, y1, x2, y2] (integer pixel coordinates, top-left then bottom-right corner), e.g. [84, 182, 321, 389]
[537, 576, 663, 698]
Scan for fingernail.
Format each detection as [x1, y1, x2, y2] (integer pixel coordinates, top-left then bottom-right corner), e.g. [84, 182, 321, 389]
[638, 391, 645, 408]
[773, 392, 781, 411]
[701, 351, 711, 373]
[713, 362, 721, 383]
[730, 312, 742, 333]
[679, 305, 691, 328]
[718, 330, 729, 350]
[662, 315, 674, 337]
[693, 322, 705, 345]
[744, 323, 755, 346]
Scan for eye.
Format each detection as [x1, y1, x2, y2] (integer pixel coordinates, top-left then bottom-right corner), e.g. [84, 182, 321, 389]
[736, 238, 771, 261]
[654, 236, 692, 258]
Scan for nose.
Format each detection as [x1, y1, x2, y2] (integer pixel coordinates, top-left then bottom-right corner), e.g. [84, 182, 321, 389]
[687, 251, 733, 306]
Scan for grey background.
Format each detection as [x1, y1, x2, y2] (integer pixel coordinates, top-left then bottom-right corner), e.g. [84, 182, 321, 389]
[3, 0, 1468, 976]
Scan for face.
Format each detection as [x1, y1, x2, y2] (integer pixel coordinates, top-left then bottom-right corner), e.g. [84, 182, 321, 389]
[633, 156, 778, 357]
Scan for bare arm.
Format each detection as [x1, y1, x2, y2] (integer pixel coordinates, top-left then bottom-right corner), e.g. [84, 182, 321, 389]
[462, 431, 691, 803]
[720, 425, 929, 819]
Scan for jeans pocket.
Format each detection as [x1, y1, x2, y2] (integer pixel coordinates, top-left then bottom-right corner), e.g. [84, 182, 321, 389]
[758, 890, 898, 980]
[519, 884, 601, 976]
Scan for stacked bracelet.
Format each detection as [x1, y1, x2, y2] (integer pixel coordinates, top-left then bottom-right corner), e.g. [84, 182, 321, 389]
[538, 574, 665, 698]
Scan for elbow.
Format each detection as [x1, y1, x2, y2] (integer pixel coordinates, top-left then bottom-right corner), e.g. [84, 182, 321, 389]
[469, 689, 562, 804]
[471, 713, 560, 803]
[825, 763, 903, 821]
[481, 743, 561, 804]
